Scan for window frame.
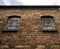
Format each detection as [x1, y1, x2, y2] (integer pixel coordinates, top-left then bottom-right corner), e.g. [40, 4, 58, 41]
[3, 15, 21, 32]
[41, 16, 57, 32]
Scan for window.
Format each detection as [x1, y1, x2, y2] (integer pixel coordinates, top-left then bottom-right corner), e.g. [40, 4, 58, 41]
[41, 16, 57, 32]
[3, 15, 20, 32]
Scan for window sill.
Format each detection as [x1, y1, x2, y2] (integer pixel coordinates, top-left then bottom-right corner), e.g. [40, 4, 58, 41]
[2, 30, 18, 32]
[42, 29, 57, 32]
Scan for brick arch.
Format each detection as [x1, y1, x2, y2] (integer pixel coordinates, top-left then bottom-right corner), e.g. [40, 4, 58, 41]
[41, 15, 53, 18]
[8, 15, 21, 18]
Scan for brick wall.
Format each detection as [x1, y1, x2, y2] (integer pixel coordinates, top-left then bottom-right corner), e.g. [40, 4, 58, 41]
[0, 8, 60, 49]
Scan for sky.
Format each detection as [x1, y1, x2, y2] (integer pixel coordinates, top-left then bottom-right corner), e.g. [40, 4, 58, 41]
[0, 0, 60, 5]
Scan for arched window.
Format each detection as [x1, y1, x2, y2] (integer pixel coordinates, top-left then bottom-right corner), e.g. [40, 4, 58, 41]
[3, 15, 20, 32]
[41, 15, 57, 32]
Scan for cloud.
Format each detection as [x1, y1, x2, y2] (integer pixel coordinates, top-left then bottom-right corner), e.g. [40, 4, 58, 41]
[0, 0, 60, 5]
[55, 0, 60, 5]
[17, 0, 58, 5]
[8, 0, 22, 5]
[0, 0, 22, 5]
[0, 0, 5, 5]
[1, 0, 11, 5]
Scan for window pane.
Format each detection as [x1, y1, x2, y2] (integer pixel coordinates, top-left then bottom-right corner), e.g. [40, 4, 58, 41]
[7, 27, 17, 30]
[41, 16, 57, 32]
[10, 18, 20, 21]
[3, 16, 20, 32]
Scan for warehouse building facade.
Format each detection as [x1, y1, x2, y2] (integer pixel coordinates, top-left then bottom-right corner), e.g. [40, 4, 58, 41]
[0, 6, 60, 49]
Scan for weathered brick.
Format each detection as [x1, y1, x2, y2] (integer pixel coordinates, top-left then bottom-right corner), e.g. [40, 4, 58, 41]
[15, 45, 31, 49]
[1, 45, 9, 48]
[36, 45, 45, 49]
[0, 7, 60, 49]
[51, 45, 60, 49]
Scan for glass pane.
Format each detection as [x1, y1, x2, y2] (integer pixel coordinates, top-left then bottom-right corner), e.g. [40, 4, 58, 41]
[10, 18, 20, 21]
[8, 27, 17, 30]
[41, 17, 56, 31]
[42, 18, 53, 27]
[4, 17, 20, 31]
